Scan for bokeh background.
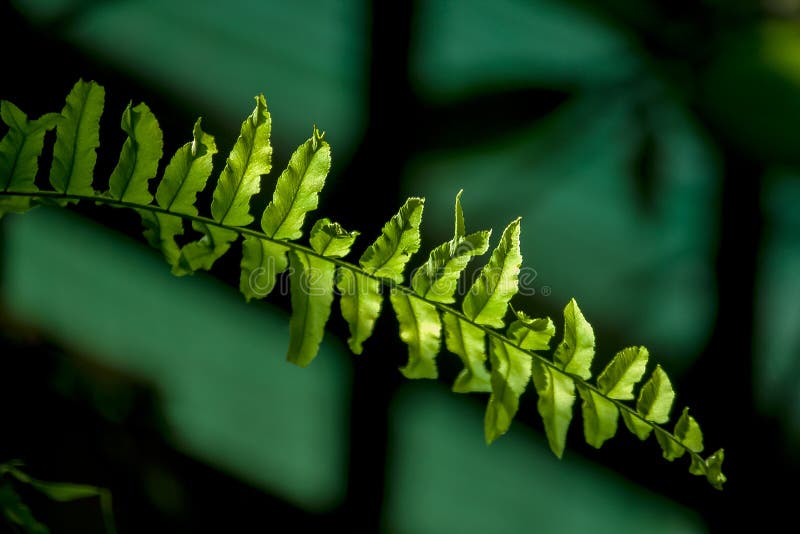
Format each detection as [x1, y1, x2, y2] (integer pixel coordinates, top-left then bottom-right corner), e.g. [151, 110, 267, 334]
[1, 0, 799, 532]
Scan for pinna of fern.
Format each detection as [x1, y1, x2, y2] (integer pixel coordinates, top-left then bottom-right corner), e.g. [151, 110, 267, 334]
[0, 79, 725, 490]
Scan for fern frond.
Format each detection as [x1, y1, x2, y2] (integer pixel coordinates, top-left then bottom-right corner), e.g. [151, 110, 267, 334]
[0, 79, 726, 490]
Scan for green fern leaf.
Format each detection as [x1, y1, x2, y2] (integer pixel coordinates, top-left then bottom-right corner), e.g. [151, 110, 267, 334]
[336, 269, 383, 354]
[287, 251, 335, 367]
[485, 337, 532, 444]
[360, 197, 424, 283]
[706, 450, 726, 488]
[411, 191, 491, 302]
[210, 94, 271, 226]
[107, 102, 163, 204]
[674, 407, 704, 453]
[657, 406, 705, 461]
[250, 216, 359, 318]
[531, 359, 576, 458]
[175, 223, 238, 274]
[690, 449, 726, 490]
[156, 118, 217, 215]
[507, 311, 555, 350]
[49, 79, 104, 200]
[140, 119, 217, 265]
[178, 96, 270, 273]
[462, 218, 522, 327]
[554, 298, 595, 379]
[622, 365, 674, 440]
[0, 101, 59, 214]
[443, 314, 491, 393]
[309, 218, 358, 257]
[576, 383, 618, 449]
[287, 220, 355, 364]
[655, 427, 685, 461]
[239, 237, 289, 301]
[597, 346, 649, 400]
[390, 291, 442, 379]
[261, 127, 330, 239]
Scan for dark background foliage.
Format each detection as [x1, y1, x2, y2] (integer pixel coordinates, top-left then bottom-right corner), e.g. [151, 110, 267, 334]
[1, 1, 799, 531]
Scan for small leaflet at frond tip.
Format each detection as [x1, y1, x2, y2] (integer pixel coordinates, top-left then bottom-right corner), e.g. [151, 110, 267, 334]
[689, 448, 726, 490]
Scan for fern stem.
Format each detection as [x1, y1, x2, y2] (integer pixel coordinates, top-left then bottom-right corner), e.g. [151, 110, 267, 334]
[0, 189, 700, 458]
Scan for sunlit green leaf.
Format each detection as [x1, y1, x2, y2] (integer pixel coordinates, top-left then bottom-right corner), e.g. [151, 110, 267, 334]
[108, 102, 162, 204]
[49, 79, 104, 200]
[239, 237, 288, 301]
[262, 126, 329, 240]
[443, 313, 491, 393]
[360, 197, 424, 283]
[531, 359, 575, 458]
[577, 383, 618, 449]
[553, 298, 595, 379]
[140, 118, 217, 266]
[411, 190, 490, 302]
[391, 291, 442, 379]
[309, 218, 358, 258]
[507, 311, 554, 351]
[462, 218, 521, 327]
[597, 346, 649, 400]
[287, 250, 335, 367]
[210, 94, 271, 226]
[337, 269, 382, 354]
[485, 337, 532, 444]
